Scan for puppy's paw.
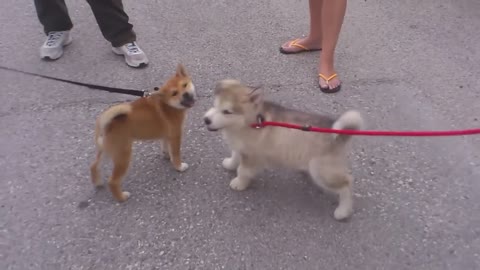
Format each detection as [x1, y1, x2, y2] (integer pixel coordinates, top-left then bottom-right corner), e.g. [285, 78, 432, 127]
[94, 183, 104, 189]
[334, 205, 353, 221]
[222, 157, 238, 170]
[122, 191, 131, 200]
[162, 152, 170, 160]
[116, 191, 131, 202]
[229, 177, 250, 191]
[176, 163, 189, 172]
[91, 170, 103, 188]
[93, 180, 104, 188]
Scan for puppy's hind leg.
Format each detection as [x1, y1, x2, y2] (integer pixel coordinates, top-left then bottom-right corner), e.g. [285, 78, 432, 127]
[159, 139, 170, 160]
[308, 158, 354, 221]
[90, 148, 104, 188]
[90, 128, 105, 188]
[108, 143, 133, 202]
[230, 155, 258, 191]
[332, 183, 354, 221]
[222, 150, 240, 171]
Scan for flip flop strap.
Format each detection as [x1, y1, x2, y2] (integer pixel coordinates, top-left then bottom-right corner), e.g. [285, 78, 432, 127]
[289, 39, 309, 51]
[318, 73, 338, 83]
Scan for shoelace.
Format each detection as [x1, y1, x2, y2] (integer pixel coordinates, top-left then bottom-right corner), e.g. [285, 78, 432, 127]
[46, 32, 64, 46]
[125, 42, 140, 54]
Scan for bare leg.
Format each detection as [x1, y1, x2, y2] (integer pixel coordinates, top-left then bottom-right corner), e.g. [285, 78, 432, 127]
[318, 0, 347, 90]
[280, 0, 323, 53]
[222, 150, 240, 170]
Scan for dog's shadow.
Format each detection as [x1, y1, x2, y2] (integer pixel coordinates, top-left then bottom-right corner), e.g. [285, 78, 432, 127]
[79, 149, 369, 224]
[220, 168, 346, 219]
[78, 150, 186, 208]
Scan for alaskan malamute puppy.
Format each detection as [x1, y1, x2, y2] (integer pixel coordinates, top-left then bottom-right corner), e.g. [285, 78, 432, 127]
[203, 80, 364, 220]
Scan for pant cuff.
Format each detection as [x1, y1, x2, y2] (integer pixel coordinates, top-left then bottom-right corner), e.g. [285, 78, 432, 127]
[110, 30, 137, 47]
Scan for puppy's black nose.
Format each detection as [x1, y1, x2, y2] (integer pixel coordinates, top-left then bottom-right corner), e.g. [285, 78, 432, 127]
[204, 117, 211, 125]
[183, 92, 194, 101]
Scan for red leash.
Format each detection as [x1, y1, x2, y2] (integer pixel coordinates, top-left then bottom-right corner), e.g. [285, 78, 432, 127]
[251, 121, 480, 137]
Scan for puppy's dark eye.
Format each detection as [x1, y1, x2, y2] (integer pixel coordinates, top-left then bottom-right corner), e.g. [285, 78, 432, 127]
[222, 110, 233, 115]
[172, 91, 178, 96]
[154, 87, 159, 91]
[182, 83, 188, 88]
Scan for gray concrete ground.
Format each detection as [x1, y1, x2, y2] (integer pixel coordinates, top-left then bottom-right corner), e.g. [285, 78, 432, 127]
[1, 0, 479, 269]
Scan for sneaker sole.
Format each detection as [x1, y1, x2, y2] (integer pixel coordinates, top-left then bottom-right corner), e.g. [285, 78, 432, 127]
[111, 47, 149, 68]
[40, 36, 73, 60]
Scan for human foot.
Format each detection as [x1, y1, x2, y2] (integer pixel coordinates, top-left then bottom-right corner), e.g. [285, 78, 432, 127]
[112, 41, 149, 68]
[40, 31, 72, 60]
[279, 37, 322, 54]
[318, 73, 342, 93]
[318, 64, 342, 93]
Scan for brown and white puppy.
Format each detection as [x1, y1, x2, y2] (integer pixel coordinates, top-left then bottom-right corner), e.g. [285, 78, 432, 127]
[203, 79, 364, 220]
[90, 64, 196, 202]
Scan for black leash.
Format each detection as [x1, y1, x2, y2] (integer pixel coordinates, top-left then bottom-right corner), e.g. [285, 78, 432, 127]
[0, 65, 148, 97]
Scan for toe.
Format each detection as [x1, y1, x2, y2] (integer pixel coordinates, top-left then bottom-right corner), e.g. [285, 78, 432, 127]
[280, 40, 298, 52]
[318, 77, 330, 89]
[329, 78, 341, 89]
[280, 38, 307, 53]
[318, 73, 341, 91]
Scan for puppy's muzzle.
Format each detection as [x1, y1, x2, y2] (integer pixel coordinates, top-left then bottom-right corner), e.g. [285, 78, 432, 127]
[203, 116, 218, 131]
[180, 92, 195, 108]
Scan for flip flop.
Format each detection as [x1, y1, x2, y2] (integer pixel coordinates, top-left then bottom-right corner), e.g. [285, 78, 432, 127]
[318, 73, 342, 93]
[279, 38, 322, 54]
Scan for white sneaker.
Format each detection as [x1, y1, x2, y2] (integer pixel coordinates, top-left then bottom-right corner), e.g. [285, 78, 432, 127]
[112, 41, 149, 68]
[40, 31, 72, 60]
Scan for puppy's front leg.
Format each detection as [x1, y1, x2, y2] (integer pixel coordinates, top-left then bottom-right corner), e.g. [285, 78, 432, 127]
[230, 156, 257, 191]
[222, 150, 240, 170]
[168, 135, 189, 172]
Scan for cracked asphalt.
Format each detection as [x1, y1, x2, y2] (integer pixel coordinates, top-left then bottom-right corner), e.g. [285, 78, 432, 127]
[1, 0, 479, 269]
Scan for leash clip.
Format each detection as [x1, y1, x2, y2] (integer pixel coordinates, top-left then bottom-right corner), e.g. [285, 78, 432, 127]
[255, 114, 265, 129]
[301, 125, 312, 131]
[142, 89, 152, 97]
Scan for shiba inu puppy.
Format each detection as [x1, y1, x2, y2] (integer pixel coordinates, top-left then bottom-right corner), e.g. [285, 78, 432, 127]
[203, 79, 364, 220]
[90, 64, 196, 202]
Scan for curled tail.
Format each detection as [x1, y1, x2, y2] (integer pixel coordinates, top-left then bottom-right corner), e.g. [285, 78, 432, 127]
[96, 103, 132, 147]
[331, 110, 364, 144]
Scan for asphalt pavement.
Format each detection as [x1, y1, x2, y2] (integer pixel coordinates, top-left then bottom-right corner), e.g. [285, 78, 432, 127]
[1, 0, 479, 269]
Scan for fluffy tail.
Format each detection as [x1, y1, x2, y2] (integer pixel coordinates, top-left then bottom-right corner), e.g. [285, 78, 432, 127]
[331, 110, 364, 144]
[96, 103, 132, 146]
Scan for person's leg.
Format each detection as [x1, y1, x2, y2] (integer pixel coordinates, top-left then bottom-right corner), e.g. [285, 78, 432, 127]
[280, 0, 323, 54]
[35, 0, 73, 34]
[86, 0, 148, 67]
[34, 0, 74, 60]
[85, 0, 136, 47]
[318, 0, 347, 92]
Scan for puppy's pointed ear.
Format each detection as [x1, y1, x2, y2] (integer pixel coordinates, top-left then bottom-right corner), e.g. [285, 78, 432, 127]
[248, 86, 263, 104]
[176, 63, 188, 77]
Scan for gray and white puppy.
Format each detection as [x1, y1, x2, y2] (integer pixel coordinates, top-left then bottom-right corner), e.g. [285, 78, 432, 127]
[203, 80, 364, 220]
